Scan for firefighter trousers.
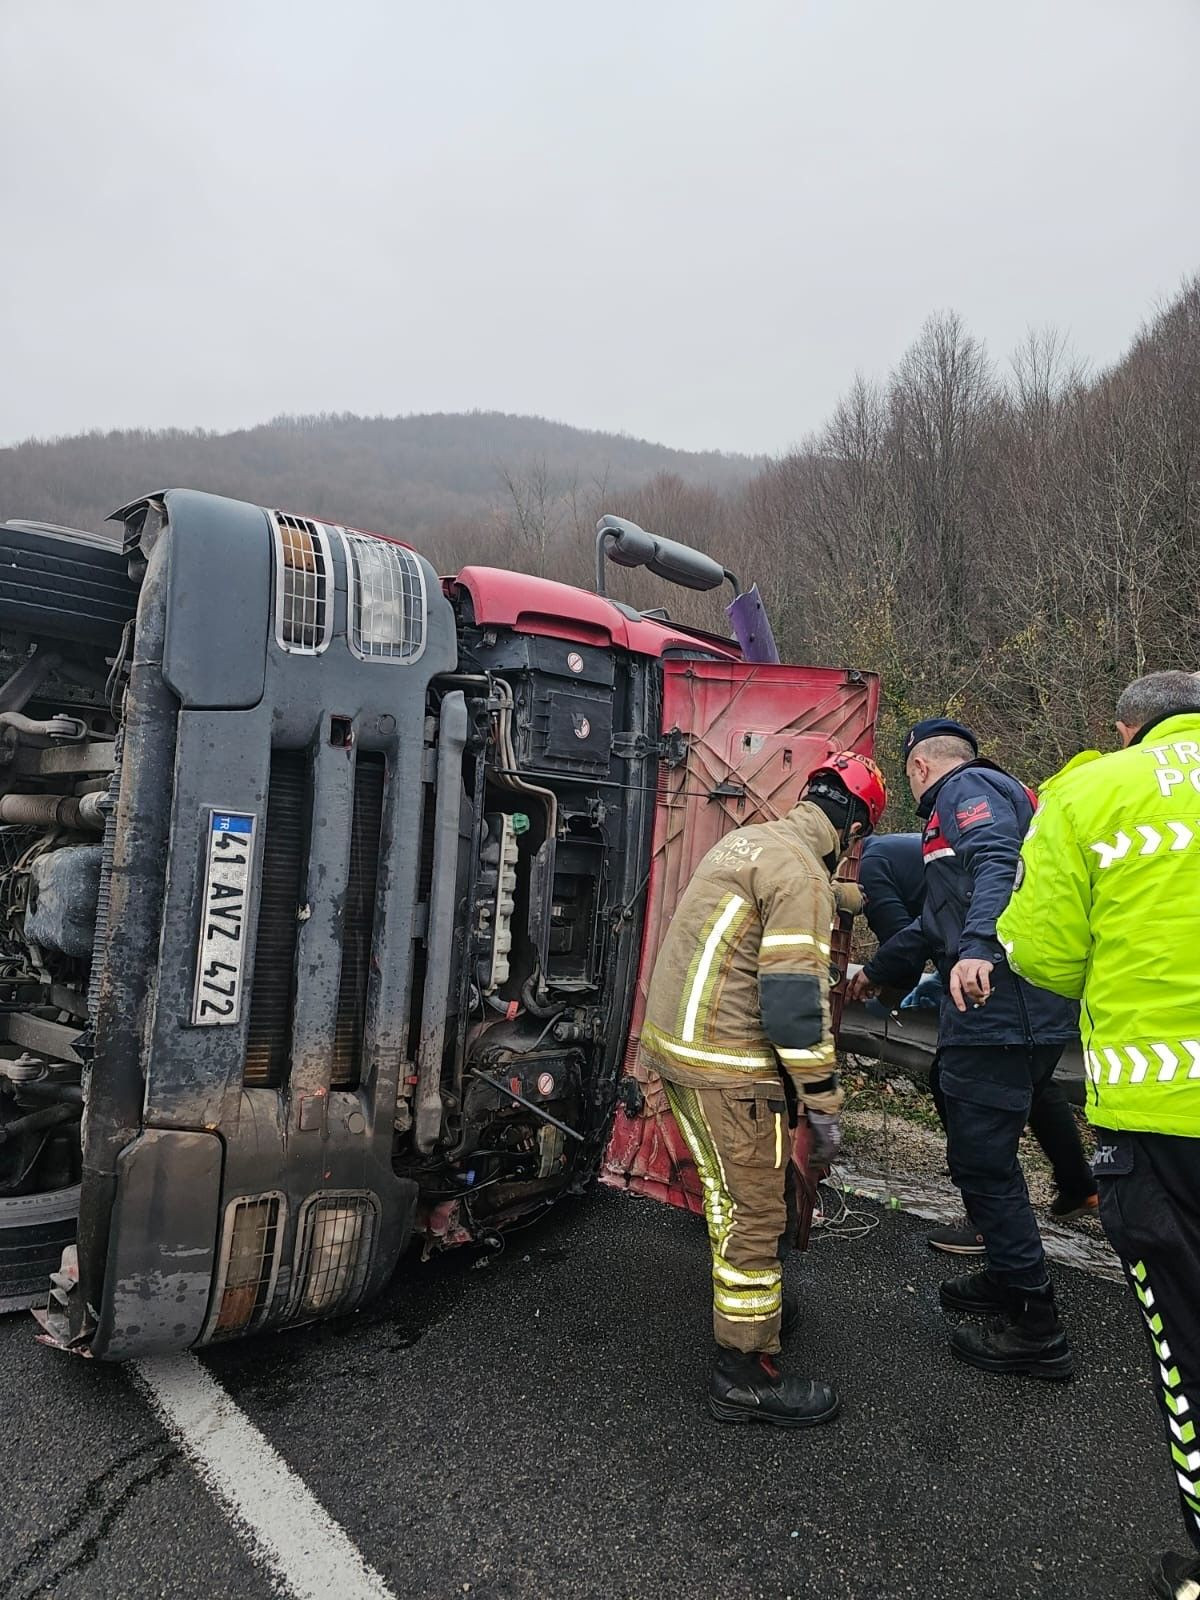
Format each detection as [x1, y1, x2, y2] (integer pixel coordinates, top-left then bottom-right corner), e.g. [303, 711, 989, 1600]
[1094, 1130, 1200, 1553]
[663, 1079, 797, 1354]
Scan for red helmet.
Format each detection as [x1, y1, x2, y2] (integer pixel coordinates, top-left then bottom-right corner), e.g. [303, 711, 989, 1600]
[806, 751, 888, 829]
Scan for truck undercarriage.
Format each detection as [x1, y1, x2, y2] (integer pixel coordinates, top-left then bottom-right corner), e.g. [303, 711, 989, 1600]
[0, 490, 877, 1358]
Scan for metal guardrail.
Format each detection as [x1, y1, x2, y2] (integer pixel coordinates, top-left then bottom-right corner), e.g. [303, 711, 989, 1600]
[838, 967, 1086, 1106]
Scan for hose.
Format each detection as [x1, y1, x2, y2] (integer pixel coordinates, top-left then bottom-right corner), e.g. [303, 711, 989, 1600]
[490, 679, 558, 839]
[0, 1102, 79, 1145]
[0, 792, 105, 831]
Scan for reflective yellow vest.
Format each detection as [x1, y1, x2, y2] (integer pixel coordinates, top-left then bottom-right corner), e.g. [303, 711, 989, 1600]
[997, 712, 1200, 1136]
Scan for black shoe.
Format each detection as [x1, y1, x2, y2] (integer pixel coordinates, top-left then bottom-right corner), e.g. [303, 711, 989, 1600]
[781, 1292, 800, 1340]
[939, 1269, 1008, 1316]
[1049, 1189, 1099, 1222]
[927, 1222, 986, 1255]
[950, 1280, 1074, 1381]
[1150, 1550, 1200, 1598]
[708, 1348, 840, 1428]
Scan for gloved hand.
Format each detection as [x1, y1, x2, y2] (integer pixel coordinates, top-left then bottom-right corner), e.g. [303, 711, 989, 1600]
[833, 880, 864, 917]
[806, 1109, 843, 1168]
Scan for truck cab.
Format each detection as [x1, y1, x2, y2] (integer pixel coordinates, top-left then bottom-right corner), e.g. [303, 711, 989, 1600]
[0, 490, 877, 1357]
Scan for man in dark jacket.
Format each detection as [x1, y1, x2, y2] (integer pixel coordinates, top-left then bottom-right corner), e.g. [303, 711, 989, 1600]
[858, 833, 927, 945]
[848, 720, 1080, 1379]
[857, 832, 1096, 1253]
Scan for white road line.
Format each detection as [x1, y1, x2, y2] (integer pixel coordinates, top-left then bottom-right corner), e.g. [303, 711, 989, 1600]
[132, 1354, 397, 1600]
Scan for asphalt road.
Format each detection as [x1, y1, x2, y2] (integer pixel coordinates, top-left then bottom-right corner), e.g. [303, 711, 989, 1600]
[0, 1186, 1184, 1600]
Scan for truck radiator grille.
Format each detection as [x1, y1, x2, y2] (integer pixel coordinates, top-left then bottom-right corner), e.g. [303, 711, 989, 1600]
[271, 512, 333, 654]
[332, 755, 385, 1089]
[244, 750, 307, 1088]
[205, 1193, 285, 1341]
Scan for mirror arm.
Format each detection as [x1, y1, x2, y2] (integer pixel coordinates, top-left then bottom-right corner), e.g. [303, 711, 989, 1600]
[595, 527, 614, 596]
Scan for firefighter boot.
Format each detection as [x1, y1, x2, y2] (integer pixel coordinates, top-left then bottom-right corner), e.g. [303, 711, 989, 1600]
[708, 1348, 840, 1427]
[938, 1268, 1008, 1315]
[949, 1279, 1074, 1381]
[1150, 1550, 1200, 1598]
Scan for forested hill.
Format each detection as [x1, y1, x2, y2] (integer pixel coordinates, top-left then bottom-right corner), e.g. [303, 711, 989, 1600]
[0, 410, 755, 545]
[4, 278, 1197, 804]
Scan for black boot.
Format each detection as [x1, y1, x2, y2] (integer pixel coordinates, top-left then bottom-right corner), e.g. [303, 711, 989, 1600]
[950, 1279, 1074, 1381]
[708, 1348, 840, 1427]
[939, 1269, 1008, 1315]
[1150, 1550, 1200, 1598]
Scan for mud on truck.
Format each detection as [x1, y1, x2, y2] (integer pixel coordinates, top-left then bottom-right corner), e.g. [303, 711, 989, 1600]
[0, 490, 878, 1359]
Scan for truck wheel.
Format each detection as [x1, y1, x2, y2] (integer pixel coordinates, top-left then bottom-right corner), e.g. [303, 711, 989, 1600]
[0, 1186, 79, 1314]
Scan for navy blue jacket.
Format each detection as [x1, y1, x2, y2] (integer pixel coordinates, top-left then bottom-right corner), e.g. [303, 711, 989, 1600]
[859, 834, 925, 944]
[864, 760, 1078, 1047]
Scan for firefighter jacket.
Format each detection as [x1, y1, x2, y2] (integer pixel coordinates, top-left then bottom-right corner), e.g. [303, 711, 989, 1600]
[640, 801, 843, 1114]
[864, 760, 1079, 1049]
[997, 711, 1200, 1137]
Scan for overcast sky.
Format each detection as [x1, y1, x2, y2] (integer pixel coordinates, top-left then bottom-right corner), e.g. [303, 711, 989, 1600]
[2, 0, 1198, 456]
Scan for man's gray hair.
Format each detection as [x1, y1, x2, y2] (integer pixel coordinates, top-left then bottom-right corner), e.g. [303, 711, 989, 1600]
[1115, 671, 1200, 733]
[907, 734, 975, 766]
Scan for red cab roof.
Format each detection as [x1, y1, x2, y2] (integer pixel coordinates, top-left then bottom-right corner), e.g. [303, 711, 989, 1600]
[446, 567, 741, 660]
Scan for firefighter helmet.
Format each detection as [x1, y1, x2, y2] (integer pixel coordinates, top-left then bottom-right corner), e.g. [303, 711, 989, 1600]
[806, 751, 888, 829]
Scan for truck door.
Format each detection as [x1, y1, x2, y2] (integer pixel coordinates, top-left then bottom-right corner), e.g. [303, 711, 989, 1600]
[602, 658, 879, 1213]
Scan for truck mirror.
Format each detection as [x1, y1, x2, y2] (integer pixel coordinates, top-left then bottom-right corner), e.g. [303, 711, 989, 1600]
[595, 515, 738, 597]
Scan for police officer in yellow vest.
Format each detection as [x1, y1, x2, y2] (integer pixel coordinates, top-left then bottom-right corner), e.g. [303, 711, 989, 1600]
[640, 752, 887, 1427]
[997, 671, 1200, 1600]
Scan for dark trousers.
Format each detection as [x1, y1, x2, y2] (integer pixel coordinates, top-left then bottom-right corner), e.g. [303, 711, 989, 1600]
[935, 1044, 1067, 1286]
[930, 1049, 1095, 1204]
[1095, 1130, 1200, 1553]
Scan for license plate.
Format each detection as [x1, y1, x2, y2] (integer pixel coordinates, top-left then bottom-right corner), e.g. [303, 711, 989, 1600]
[192, 811, 257, 1026]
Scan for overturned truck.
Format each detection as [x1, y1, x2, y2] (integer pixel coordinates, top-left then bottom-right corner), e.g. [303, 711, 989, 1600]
[0, 491, 878, 1358]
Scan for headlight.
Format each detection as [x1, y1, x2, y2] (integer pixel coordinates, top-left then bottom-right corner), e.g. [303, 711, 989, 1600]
[341, 530, 427, 663]
[290, 1193, 378, 1320]
[206, 1194, 285, 1340]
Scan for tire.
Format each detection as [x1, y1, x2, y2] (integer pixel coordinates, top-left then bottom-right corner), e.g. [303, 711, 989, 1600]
[0, 1185, 79, 1314]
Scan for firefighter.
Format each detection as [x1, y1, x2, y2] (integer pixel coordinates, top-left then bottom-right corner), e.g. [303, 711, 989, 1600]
[640, 751, 887, 1427]
[997, 671, 1200, 1600]
[846, 720, 1079, 1378]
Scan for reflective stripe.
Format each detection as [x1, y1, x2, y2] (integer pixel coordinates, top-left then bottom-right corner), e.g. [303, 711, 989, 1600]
[1130, 1258, 1200, 1538]
[924, 846, 956, 862]
[644, 1025, 774, 1069]
[675, 897, 733, 1037]
[775, 1111, 783, 1169]
[714, 1283, 782, 1316]
[776, 1045, 835, 1065]
[761, 932, 831, 957]
[683, 895, 745, 1043]
[1093, 822, 1195, 866]
[665, 1082, 736, 1254]
[714, 1260, 779, 1288]
[1090, 1041, 1200, 1086]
